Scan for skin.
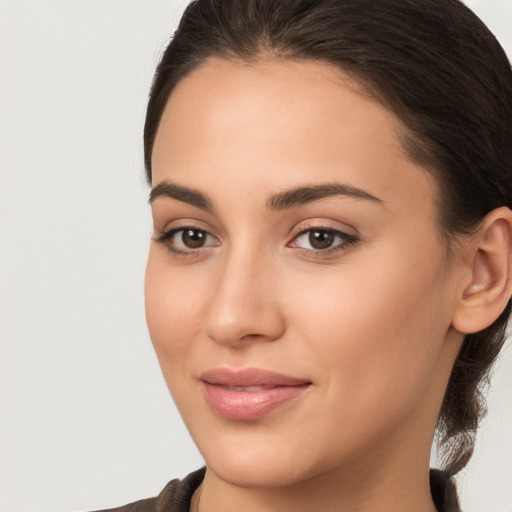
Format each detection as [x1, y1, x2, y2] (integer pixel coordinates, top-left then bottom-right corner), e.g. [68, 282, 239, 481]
[145, 58, 471, 512]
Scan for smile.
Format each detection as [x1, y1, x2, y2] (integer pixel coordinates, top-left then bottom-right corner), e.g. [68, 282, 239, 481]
[200, 368, 312, 421]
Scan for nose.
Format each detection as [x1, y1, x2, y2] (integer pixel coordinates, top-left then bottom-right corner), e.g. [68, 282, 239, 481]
[203, 250, 286, 347]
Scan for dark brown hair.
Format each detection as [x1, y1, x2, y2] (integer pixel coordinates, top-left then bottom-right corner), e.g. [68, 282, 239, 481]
[143, 0, 512, 475]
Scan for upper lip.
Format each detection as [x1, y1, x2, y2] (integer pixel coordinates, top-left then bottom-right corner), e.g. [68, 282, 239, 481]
[200, 367, 311, 387]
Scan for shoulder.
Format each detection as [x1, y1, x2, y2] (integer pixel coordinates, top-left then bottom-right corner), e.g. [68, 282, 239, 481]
[91, 467, 206, 512]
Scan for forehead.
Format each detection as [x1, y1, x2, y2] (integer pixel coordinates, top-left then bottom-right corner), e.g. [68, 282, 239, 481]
[154, 57, 398, 158]
[152, 57, 438, 216]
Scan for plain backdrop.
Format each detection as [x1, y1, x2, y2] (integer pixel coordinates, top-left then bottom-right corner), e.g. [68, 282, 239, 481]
[1, 1, 511, 511]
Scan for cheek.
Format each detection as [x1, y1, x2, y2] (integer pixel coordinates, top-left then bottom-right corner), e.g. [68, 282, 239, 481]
[144, 249, 205, 366]
[286, 242, 452, 415]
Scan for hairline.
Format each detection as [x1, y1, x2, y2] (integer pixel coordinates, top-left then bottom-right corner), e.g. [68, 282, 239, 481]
[148, 50, 463, 258]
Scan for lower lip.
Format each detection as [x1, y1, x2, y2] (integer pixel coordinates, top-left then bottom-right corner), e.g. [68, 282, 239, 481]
[202, 382, 311, 421]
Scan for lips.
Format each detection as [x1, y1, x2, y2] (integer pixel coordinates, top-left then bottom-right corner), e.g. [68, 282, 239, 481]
[200, 368, 312, 421]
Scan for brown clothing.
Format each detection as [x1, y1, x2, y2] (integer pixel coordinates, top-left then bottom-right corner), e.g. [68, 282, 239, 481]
[94, 467, 461, 512]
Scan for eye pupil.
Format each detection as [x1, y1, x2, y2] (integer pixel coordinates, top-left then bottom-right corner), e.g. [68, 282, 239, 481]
[309, 229, 334, 249]
[182, 229, 206, 248]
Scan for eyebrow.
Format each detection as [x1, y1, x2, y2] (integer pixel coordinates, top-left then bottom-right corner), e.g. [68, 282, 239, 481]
[149, 180, 383, 211]
[149, 181, 214, 211]
[267, 183, 383, 210]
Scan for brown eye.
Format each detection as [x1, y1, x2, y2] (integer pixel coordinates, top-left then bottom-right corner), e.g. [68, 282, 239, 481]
[289, 227, 358, 255]
[154, 226, 219, 256]
[181, 228, 207, 248]
[308, 229, 335, 249]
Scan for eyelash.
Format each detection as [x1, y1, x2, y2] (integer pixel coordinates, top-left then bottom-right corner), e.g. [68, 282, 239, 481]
[153, 225, 359, 258]
[153, 226, 219, 258]
[288, 225, 359, 256]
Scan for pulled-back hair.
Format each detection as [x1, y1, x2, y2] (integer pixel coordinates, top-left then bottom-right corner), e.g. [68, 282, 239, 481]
[143, 0, 512, 475]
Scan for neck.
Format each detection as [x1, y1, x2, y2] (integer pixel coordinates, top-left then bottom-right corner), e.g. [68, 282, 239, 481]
[192, 331, 464, 512]
[197, 448, 439, 512]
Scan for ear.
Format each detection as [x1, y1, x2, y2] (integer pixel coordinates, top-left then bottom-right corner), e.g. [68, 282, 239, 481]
[452, 207, 512, 334]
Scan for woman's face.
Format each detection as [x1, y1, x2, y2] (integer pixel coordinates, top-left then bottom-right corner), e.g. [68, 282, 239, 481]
[146, 58, 465, 487]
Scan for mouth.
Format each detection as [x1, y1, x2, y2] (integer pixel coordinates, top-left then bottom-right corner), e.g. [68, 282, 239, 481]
[200, 367, 313, 421]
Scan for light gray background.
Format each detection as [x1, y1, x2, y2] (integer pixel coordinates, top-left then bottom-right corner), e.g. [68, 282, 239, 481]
[1, 1, 511, 511]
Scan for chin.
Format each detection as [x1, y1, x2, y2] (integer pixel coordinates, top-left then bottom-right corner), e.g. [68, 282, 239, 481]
[207, 453, 312, 489]
[192, 425, 335, 489]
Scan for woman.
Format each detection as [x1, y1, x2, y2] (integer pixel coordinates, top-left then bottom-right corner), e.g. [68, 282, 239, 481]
[101, 0, 512, 510]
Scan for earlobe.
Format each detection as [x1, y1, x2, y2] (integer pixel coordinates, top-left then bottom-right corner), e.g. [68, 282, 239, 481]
[452, 207, 512, 334]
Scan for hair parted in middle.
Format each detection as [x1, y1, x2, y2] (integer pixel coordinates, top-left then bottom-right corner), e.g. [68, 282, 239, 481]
[144, 0, 512, 476]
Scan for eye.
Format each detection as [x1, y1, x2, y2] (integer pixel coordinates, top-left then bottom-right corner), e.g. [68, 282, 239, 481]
[174, 228, 212, 249]
[154, 226, 219, 256]
[289, 227, 358, 253]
